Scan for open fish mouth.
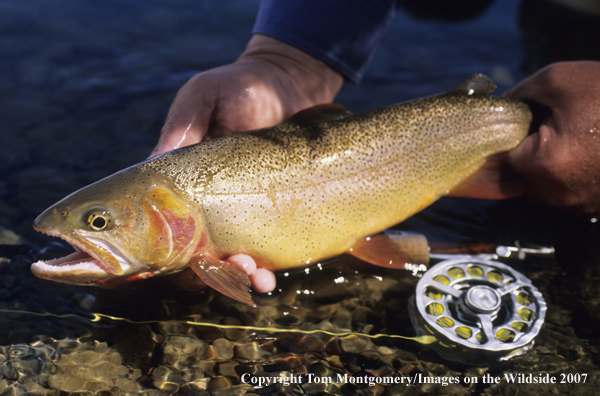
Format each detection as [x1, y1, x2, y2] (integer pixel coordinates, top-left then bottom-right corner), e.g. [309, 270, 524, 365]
[34, 246, 99, 270]
[31, 245, 110, 275]
[31, 227, 131, 284]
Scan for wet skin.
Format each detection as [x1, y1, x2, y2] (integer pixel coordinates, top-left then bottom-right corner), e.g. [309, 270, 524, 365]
[506, 61, 600, 215]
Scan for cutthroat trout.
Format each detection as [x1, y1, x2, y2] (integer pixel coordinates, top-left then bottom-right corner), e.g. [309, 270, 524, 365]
[32, 74, 531, 305]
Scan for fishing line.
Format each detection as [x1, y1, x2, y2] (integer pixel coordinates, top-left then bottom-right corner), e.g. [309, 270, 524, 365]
[0, 308, 436, 345]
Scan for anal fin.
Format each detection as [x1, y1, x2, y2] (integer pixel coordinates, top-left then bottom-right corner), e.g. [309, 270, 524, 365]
[188, 254, 256, 306]
[347, 232, 429, 269]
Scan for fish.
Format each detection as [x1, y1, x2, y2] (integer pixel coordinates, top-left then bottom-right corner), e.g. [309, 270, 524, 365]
[32, 74, 531, 305]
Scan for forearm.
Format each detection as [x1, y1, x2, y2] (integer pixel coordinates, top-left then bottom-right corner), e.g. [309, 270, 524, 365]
[252, 0, 399, 83]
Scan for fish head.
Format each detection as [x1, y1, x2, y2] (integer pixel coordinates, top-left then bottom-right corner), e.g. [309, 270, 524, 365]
[32, 170, 204, 285]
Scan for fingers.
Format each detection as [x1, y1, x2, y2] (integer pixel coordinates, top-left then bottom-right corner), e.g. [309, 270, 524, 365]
[227, 254, 276, 293]
[150, 119, 203, 157]
[150, 75, 214, 157]
[250, 268, 277, 294]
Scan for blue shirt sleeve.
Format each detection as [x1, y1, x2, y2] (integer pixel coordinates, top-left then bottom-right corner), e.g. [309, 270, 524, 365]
[252, 0, 399, 83]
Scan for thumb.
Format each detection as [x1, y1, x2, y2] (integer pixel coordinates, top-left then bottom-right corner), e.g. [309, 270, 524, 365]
[150, 76, 215, 158]
[150, 115, 205, 158]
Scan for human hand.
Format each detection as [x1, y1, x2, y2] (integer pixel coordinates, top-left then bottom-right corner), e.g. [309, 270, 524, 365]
[152, 34, 343, 294]
[151, 34, 343, 155]
[506, 61, 600, 215]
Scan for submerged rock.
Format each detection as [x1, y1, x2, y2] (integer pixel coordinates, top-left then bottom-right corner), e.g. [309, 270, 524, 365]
[0, 251, 598, 395]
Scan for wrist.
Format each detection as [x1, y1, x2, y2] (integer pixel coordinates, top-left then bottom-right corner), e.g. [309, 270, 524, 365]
[238, 34, 344, 106]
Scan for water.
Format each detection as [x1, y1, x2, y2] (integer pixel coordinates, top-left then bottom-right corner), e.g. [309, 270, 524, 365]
[1, 0, 600, 394]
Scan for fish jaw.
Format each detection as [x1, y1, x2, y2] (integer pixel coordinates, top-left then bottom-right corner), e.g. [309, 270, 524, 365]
[31, 247, 126, 285]
[31, 222, 138, 284]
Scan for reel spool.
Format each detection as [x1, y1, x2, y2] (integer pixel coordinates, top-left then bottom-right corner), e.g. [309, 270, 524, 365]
[411, 256, 546, 360]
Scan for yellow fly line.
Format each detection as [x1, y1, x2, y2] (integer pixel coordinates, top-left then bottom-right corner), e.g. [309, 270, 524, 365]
[0, 309, 436, 345]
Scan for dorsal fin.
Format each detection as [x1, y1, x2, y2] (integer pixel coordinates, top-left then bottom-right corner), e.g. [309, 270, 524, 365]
[452, 74, 496, 96]
[285, 103, 352, 125]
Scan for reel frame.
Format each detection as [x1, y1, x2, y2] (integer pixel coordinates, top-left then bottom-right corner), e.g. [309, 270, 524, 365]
[413, 256, 547, 354]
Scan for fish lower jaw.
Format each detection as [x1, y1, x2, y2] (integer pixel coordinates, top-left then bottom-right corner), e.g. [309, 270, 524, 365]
[31, 235, 133, 282]
[31, 250, 114, 283]
[33, 222, 134, 277]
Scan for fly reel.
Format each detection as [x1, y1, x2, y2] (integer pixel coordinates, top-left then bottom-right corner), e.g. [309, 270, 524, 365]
[411, 256, 546, 360]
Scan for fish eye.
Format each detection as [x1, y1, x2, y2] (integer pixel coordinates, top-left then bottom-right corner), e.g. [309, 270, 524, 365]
[86, 210, 111, 231]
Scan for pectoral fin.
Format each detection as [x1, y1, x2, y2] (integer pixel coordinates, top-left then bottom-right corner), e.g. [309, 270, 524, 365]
[347, 232, 429, 269]
[448, 152, 525, 199]
[188, 255, 256, 306]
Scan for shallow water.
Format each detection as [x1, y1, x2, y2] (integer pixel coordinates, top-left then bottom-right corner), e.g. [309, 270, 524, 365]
[1, 0, 600, 395]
